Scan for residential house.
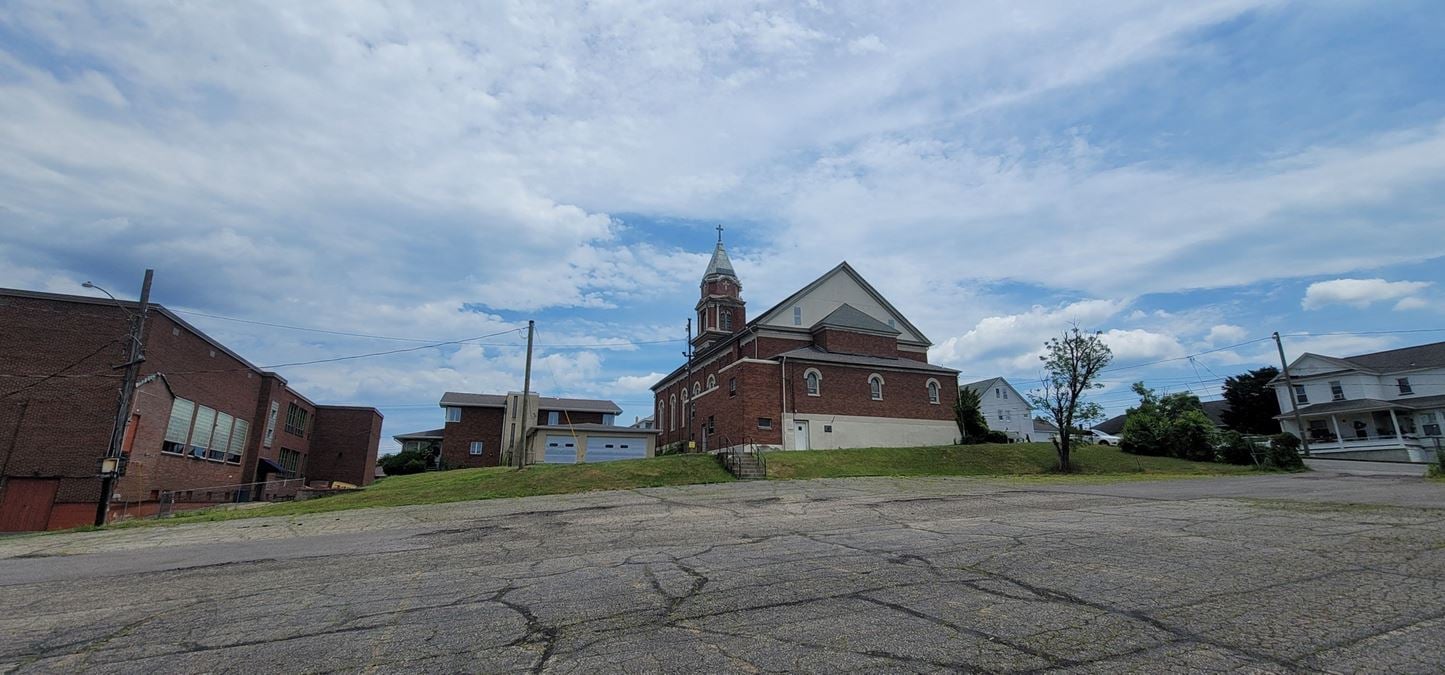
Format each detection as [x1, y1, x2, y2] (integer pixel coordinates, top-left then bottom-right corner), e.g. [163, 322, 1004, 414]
[394, 391, 658, 468]
[962, 377, 1036, 441]
[0, 288, 382, 531]
[1270, 340, 1445, 462]
[651, 234, 960, 452]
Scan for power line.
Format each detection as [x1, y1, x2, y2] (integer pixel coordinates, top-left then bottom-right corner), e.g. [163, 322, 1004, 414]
[171, 308, 684, 349]
[0, 339, 121, 400]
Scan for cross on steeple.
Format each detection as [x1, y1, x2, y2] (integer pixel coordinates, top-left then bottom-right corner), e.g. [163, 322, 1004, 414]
[716, 224, 724, 244]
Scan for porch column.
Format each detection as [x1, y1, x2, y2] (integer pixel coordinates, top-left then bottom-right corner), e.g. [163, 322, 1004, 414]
[1388, 409, 1403, 441]
[1329, 415, 1344, 450]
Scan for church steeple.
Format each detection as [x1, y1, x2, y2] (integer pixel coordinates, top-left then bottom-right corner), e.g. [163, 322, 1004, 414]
[694, 226, 745, 350]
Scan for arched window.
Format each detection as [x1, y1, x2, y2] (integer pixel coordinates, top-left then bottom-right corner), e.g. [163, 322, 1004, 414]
[681, 388, 688, 402]
[926, 379, 941, 405]
[707, 374, 716, 389]
[669, 395, 677, 431]
[869, 374, 884, 401]
[693, 382, 701, 397]
[804, 369, 822, 397]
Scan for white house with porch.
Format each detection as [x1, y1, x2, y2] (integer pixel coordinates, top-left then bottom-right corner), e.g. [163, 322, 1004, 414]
[1269, 340, 1445, 462]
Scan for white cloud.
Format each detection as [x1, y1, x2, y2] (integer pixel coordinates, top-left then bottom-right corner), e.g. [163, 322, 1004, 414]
[1205, 324, 1248, 345]
[1302, 278, 1432, 310]
[1100, 329, 1187, 363]
[933, 299, 1127, 378]
[1394, 296, 1430, 311]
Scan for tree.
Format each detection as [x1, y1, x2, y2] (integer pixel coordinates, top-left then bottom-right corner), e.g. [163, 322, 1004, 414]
[1028, 327, 1112, 472]
[1120, 382, 1218, 460]
[954, 386, 989, 444]
[1220, 366, 1281, 434]
[380, 449, 429, 475]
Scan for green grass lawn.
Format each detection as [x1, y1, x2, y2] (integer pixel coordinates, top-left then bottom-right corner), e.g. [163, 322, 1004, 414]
[140, 454, 735, 526]
[763, 443, 1259, 480]
[111, 443, 1252, 528]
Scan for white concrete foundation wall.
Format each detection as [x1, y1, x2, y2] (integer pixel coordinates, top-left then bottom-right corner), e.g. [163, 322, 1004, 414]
[781, 413, 957, 450]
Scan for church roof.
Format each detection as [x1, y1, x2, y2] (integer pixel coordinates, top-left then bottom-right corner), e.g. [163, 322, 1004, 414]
[703, 241, 735, 280]
[812, 303, 900, 335]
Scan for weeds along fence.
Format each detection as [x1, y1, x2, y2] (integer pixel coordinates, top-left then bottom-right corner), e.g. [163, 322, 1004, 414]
[154, 477, 309, 518]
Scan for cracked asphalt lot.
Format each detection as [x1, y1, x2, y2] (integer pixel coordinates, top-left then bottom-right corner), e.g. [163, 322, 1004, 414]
[2, 472, 1443, 673]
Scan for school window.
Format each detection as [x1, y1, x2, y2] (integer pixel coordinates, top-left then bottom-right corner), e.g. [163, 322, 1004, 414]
[469, 441, 485, 456]
[1397, 378, 1414, 395]
[278, 448, 303, 475]
[227, 419, 248, 464]
[445, 407, 462, 423]
[163, 397, 197, 454]
[757, 417, 773, 430]
[1329, 381, 1345, 402]
[209, 412, 233, 461]
[284, 402, 309, 436]
[190, 405, 216, 459]
[1293, 385, 1308, 405]
[729, 377, 737, 397]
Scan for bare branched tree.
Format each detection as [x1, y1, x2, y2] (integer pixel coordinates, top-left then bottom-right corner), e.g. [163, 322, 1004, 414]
[1028, 326, 1112, 472]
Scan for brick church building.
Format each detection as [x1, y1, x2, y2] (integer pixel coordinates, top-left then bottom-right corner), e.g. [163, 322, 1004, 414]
[652, 233, 959, 452]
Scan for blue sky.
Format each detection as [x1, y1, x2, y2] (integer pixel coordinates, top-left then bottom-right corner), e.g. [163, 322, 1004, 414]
[2, 1, 1443, 449]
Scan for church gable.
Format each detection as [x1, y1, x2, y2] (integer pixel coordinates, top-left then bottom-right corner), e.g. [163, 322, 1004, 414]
[752, 262, 930, 345]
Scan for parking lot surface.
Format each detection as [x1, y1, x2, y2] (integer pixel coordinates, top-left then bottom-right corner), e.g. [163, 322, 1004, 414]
[2, 472, 1443, 673]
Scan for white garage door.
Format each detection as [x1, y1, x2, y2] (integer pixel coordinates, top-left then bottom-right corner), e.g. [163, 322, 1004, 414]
[543, 435, 578, 464]
[585, 436, 646, 462]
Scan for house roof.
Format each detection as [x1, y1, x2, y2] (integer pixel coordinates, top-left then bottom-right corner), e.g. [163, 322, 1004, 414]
[439, 391, 622, 414]
[812, 303, 900, 335]
[1033, 418, 1059, 433]
[1093, 399, 1232, 434]
[393, 428, 445, 441]
[703, 241, 736, 280]
[749, 261, 932, 346]
[776, 346, 959, 374]
[1276, 393, 1445, 419]
[1273, 340, 1445, 383]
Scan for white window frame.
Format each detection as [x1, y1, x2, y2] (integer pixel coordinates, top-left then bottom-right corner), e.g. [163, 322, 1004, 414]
[469, 441, 485, 456]
[1293, 385, 1309, 405]
[804, 368, 822, 397]
[693, 382, 701, 397]
[707, 374, 716, 390]
[1329, 381, 1345, 402]
[547, 411, 560, 425]
[670, 395, 677, 431]
[445, 406, 461, 423]
[869, 374, 884, 401]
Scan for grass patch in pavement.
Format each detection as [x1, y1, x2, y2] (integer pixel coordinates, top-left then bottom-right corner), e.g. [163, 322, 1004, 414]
[763, 443, 1259, 480]
[134, 454, 734, 526]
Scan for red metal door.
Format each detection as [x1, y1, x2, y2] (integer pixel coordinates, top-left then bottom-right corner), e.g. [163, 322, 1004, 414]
[0, 478, 60, 531]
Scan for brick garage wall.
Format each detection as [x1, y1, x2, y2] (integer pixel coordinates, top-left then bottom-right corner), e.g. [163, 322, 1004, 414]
[309, 406, 383, 486]
[813, 328, 897, 358]
[0, 295, 132, 512]
[787, 362, 957, 421]
[441, 406, 505, 468]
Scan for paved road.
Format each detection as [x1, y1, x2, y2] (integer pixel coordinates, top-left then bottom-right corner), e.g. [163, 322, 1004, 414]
[1304, 457, 1430, 476]
[1, 472, 1442, 673]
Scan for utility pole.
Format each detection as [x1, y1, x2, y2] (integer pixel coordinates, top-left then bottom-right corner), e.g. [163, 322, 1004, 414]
[96, 269, 153, 526]
[684, 318, 693, 451]
[515, 320, 535, 469]
[1272, 331, 1311, 457]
